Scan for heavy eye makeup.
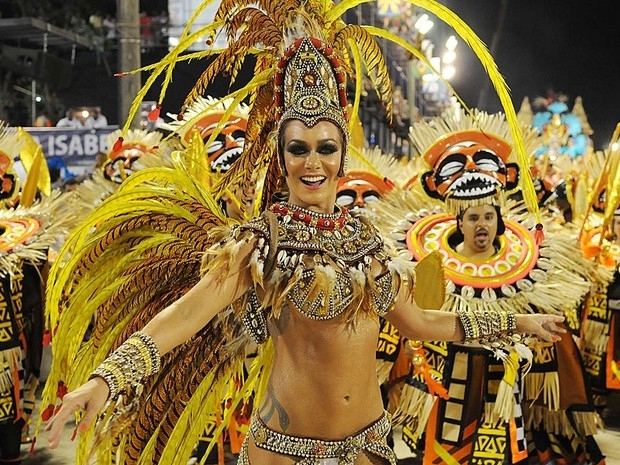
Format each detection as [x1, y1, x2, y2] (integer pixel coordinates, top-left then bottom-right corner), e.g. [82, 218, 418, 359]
[286, 141, 339, 156]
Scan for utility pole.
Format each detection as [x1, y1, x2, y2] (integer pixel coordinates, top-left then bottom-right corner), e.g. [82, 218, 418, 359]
[116, 0, 141, 128]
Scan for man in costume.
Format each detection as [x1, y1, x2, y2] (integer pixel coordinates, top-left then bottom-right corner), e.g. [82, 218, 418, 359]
[370, 108, 606, 464]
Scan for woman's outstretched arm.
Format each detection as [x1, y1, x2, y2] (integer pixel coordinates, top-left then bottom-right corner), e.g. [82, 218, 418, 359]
[45, 239, 256, 448]
[387, 285, 566, 343]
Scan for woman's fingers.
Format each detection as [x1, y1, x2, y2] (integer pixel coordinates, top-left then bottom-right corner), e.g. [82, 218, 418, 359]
[77, 401, 101, 432]
[537, 315, 566, 342]
[46, 402, 74, 448]
[44, 378, 110, 448]
[544, 320, 566, 334]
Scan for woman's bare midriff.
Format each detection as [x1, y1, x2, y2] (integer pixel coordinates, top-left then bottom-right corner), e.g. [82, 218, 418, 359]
[246, 307, 388, 464]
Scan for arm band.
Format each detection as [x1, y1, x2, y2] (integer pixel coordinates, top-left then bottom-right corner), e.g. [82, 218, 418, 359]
[90, 331, 161, 399]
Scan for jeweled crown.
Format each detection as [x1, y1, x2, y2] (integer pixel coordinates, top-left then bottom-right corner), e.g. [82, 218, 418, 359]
[274, 37, 349, 176]
[274, 37, 348, 132]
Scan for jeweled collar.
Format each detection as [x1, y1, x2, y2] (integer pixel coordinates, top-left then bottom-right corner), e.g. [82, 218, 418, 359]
[271, 202, 350, 230]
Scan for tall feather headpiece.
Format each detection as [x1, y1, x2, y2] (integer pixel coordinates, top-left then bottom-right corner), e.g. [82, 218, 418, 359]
[115, 0, 532, 219]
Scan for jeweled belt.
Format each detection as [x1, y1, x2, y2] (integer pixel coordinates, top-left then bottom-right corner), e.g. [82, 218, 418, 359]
[249, 411, 397, 465]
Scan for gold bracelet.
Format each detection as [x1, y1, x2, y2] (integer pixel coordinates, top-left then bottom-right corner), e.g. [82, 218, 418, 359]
[90, 331, 161, 399]
[457, 309, 516, 344]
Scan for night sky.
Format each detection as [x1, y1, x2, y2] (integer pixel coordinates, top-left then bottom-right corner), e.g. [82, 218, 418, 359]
[430, 0, 620, 150]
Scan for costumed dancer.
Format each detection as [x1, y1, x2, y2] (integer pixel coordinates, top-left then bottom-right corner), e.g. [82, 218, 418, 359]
[520, 94, 610, 464]
[577, 125, 620, 431]
[39, 1, 565, 464]
[369, 108, 604, 464]
[0, 123, 79, 463]
[517, 93, 595, 225]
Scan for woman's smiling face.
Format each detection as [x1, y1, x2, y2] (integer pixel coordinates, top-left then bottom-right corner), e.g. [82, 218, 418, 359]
[281, 120, 343, 214]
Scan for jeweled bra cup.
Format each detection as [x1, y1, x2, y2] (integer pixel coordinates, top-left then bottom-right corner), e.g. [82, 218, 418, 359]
[241, 203, 398, 343]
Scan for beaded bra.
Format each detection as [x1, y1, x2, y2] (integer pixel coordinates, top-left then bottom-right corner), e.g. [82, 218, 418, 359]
[240, 202, 402, 344]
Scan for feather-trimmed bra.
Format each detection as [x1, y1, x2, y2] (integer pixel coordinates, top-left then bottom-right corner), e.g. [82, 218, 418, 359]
[239, 202, 402, 344]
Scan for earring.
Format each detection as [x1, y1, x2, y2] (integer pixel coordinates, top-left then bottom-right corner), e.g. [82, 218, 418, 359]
[338, 153, 348, 177]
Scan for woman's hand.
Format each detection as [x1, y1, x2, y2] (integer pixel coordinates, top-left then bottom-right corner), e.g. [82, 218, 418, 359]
[45, 377, 110, 449]
[516, 314, 566, 342]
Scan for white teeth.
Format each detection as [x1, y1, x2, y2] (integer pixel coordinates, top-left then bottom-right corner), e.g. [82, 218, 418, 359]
[301, 176, 326, 182]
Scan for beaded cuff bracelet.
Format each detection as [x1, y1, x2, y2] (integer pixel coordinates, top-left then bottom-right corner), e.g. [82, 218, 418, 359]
[456, 309, 517, 344]
[90, 331, 161, 399]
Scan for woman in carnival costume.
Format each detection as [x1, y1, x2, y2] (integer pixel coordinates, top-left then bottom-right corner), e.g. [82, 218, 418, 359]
[368, 108, 608, 464]
[0, 122, 80, 463]
[40, 1, 565, 464]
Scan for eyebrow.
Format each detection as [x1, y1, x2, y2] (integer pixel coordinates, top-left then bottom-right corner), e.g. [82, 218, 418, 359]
[287, 138, 338, 145]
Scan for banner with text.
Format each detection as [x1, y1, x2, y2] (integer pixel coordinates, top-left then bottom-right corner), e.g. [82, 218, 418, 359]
[24, 126, 119, 172]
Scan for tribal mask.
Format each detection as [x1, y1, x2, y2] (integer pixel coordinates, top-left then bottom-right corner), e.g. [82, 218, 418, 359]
[336, 171, 393, 208]
[420, 130, 519, 206]
[189, 112, 247, 173]
[164, 96, 250, 174]
[103, 129, 163, 184]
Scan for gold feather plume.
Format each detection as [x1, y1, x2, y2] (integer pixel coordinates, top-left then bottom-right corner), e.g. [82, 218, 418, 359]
[17, 127, 51, 199]
[37, 141, 268, 464]
[115, 0, 533, 222]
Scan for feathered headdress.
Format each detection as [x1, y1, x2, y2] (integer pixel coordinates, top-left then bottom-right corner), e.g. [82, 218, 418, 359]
[115, 0, 533, 219]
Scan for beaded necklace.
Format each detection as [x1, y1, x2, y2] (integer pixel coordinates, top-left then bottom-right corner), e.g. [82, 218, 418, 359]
[271, 202, 350, 231]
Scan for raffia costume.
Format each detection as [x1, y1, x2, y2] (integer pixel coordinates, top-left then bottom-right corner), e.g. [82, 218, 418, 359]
[0, 123, 78, 462]
[370, 109, 605, 464]
[576, 140, 620, 430]
[38, 1, 553, 464]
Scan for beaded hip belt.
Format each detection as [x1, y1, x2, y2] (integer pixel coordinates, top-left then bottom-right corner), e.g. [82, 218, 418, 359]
[247, 410, 397, 465]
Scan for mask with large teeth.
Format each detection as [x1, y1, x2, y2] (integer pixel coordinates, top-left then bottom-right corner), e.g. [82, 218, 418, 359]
[419, 130, 519, 212]
[163, 96, 249, 175]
